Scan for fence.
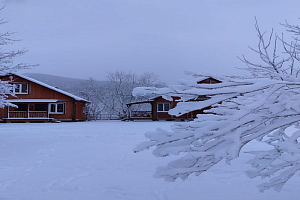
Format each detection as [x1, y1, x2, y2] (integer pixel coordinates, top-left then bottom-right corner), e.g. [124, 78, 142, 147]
[87, 114, 121, 120]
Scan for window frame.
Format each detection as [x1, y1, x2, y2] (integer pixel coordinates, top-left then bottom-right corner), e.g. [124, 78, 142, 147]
[13, 83, 29, 94]
[157, 103, 170, 112]
[49, 103, 65, 114]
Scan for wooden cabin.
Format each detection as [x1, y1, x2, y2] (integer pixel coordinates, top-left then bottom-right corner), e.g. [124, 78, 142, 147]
[0, 74, 89, 122]
[126, 77, 221, 121]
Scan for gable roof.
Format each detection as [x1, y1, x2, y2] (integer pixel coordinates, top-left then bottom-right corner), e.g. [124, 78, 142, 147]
[8, 73, 88, 102]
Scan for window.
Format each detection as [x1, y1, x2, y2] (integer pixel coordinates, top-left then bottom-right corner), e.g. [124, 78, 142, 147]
[157, 103, 170, 112]
[49, 103, 65, 114]
[13, 83, 29, 94]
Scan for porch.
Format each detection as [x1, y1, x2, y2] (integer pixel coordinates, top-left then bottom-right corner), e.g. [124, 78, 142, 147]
[4, 110, 54, 123]
[126, 100, 155, 121]
[129, 111, 153, 120]
[3, 99, 58, 122]
[3, 117, 54, 123]
[8, 111, 48, 118]
[126, 97, 200, 121]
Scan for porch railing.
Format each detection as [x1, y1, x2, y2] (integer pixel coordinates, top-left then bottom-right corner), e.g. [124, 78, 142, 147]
[130, 111, 152, 118]
[8, 111, 48, 118]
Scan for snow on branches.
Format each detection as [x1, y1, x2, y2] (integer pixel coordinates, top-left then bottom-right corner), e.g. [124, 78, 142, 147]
[0, 10, 33, 108]
[133, 71, 300, 192]
[0, 79, 13, 108]
[133, 18, 300, 192]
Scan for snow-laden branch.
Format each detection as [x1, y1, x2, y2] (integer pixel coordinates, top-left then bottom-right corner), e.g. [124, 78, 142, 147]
[133, 71, 300, 192]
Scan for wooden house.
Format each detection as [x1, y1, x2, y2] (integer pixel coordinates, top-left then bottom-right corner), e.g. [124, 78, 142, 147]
[0, 74, 89, 122]
[126, 77, 221, 121]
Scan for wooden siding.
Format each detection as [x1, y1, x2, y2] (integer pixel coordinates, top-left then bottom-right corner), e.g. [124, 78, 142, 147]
[2, 75, 75, 100]
[197, 77, 221, 84]
[75, 102, 86, 120]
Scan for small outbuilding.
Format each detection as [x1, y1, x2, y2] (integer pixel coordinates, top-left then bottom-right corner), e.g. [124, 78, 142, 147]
[126, 77, 221, 121]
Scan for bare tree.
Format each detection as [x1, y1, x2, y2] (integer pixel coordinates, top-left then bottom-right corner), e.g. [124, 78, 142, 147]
[79, 78, 105, 120]
[105, 70, 165, 119]
[138, 72, 165, 87]
[239, 18, 300, 79]
[79, 71, 165, 120]
[0, 9, 33, 108]
[105, 71, 137, 118]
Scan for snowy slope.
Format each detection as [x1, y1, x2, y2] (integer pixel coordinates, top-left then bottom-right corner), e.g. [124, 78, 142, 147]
[0, 121, 298, 200]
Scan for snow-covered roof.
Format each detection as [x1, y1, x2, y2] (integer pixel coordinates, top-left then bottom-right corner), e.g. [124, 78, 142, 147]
[8, 99, 58, 103]
[10, 73, 88, 102]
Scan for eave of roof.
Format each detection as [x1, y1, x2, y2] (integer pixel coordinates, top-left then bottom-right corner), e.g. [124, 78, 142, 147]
[126, 99, 155, 106]
[7, 99, 59, 103]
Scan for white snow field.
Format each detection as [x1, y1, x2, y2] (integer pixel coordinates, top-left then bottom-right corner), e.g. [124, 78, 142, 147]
[0, 121, 299, 200]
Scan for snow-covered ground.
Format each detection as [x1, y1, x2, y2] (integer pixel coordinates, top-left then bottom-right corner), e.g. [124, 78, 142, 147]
[0, 121, 299, 200]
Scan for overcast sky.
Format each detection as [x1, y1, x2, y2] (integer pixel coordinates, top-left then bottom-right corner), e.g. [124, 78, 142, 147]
[1, 0, 300, 83]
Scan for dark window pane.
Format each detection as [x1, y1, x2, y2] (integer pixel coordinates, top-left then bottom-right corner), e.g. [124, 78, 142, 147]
[21, 83, 28, 93]
[158, 103, 163, 111]
[50, 104, 56, 112]
[164, 103, 170, 111]
[14, 84, 20, 93]
[57, 104, 64, 113]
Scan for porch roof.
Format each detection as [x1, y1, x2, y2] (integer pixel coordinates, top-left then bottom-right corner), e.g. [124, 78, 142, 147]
[7, 99, 58, 103]
[126, 99, 154, 106]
